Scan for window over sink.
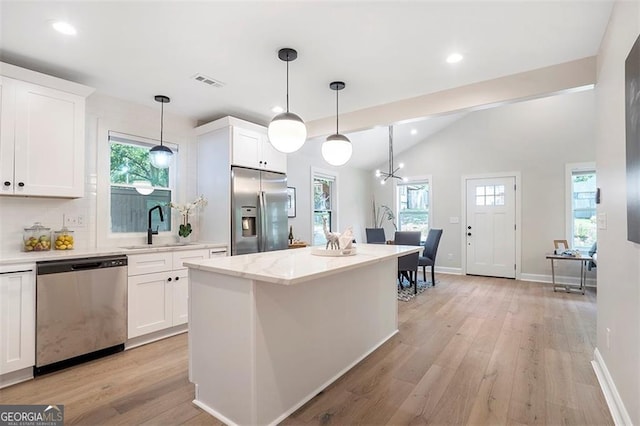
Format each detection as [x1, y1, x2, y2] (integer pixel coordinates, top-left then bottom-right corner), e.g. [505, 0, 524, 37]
[109, 132, 176, 233]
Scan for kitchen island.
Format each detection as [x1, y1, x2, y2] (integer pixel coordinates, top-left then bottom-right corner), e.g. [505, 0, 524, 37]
[185, 243, 421, 426]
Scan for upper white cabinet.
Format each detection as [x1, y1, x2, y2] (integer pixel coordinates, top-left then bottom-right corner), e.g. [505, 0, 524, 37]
[231, 126, 287, 173]
[197, 116, 287, 174]
[0, 63, 94, 198]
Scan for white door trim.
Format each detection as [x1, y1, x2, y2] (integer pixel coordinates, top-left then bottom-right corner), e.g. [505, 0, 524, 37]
[461, 171, 522, 279]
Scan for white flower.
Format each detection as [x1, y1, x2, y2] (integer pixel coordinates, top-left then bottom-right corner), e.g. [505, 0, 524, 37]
[168, 195, 208, 224]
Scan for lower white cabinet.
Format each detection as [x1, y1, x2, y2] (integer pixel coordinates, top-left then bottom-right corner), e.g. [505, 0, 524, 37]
[127, 249, 209, 339]
[0, 264, 35, 375]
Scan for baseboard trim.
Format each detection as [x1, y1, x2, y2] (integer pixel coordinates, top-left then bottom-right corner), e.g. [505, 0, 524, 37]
[0, 366, 33, 389]
[520, 272, 597, 287]
[591, 348, 632, 426]
[435, 266, 462, 275]
[125, 323, 188, 350]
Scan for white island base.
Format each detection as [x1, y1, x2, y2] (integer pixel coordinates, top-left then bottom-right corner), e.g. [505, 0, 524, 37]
[187, 244, 419, 426]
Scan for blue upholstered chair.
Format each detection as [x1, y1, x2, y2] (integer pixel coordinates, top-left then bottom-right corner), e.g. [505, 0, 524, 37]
[366, 228, 387, 244]
[418, 229, 443, 286]
[394, 231, 422, 293]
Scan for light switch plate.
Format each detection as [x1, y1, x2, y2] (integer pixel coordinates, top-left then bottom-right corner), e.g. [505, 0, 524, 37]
[449, 217, 459, 224]
[597, 213, 607, 230]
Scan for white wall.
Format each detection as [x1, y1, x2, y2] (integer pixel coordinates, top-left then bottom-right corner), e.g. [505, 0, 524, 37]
[0, 93, 197, 256]
[286, 149, 372, 246]
[373, 89, 596, 277]
[594, 1, 640, 423]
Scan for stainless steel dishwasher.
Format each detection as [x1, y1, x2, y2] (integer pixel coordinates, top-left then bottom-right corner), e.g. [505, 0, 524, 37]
[35, 255, 127, 375]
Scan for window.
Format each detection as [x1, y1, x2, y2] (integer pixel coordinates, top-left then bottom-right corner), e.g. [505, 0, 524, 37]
[566, 163, 596, 250]
[475, 185, 505, 206]
[397, 179, 430, 241]
[109, 132, 176, 233]
[312, 173, 336, 246]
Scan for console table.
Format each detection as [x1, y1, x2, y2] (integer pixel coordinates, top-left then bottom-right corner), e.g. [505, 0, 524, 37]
[545, 253, 593, 294]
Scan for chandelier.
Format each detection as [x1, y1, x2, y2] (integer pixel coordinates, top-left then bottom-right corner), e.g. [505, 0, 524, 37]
[375, 125, 407, 184]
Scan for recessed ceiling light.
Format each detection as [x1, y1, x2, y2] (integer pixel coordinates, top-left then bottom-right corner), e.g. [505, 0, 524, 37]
[410, 129, 418, 135]
[52, 21, 77, 36]
[446, 53, 463, 64]
[271, 106, 284, 114]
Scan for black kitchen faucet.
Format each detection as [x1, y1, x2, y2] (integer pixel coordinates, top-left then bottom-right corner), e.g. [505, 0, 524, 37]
[147, 205, 164, 244]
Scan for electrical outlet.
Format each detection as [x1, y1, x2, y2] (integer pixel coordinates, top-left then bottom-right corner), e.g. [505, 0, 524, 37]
[64, 214, 85, 228]
[64, 215, 77, 227]
[606, 328, 611, 350]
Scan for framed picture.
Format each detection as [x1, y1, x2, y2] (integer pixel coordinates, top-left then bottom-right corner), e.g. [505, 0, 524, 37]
[553, 239, 569, 250]
[626, 33, 640, 243]
[287, 187, 296, 218]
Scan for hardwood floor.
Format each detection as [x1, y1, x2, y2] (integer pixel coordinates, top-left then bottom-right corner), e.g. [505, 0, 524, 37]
[0, 274, 612, 425]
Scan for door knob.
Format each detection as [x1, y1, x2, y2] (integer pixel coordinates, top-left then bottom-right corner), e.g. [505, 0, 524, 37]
[3, 181, 10, 186]
[18, 182, 24, 187]
[168, 277, 172, 282]
[175, 276, 180, 281]
[467, 232, 472, 236]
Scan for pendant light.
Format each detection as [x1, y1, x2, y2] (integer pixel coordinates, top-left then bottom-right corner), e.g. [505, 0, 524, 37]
[268, 48, 307, 153]
[322, 81, 352, 166]
[149, 95, 173, 169]
[375, 125, 407, 184]
[133, 180, 154, 195]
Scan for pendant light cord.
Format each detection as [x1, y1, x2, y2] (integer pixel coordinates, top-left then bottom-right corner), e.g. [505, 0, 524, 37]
[160, 101, 164, 147]
[286, 53, 290, 113]
[335, 89, 339, 133]
[389, 126, 393, 175]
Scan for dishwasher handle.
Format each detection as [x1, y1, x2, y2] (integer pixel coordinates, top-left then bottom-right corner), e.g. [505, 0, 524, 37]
[72, 262, 103, 270]
[37, 255, 128, 275]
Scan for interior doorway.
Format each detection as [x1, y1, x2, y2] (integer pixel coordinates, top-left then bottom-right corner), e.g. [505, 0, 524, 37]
[464, 174, 520, 279]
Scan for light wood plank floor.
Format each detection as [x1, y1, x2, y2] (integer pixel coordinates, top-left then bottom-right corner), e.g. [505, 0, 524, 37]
[0, 274, 612, 425]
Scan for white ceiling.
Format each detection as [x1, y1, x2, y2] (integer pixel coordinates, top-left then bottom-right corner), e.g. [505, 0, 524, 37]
[0, 0, 613, 169]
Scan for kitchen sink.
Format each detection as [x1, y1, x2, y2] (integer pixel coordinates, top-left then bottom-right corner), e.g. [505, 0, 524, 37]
[119, 242, 199, 250]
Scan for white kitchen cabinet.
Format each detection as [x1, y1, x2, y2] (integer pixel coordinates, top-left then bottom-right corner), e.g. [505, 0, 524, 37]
[231, 126, 287, 173]
[0, 264, 35, 378]
[127, 249, 209, 338]
[0, 63, 94, 198]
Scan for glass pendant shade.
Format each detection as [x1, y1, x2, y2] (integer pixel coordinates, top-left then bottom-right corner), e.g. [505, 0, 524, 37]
[322, 134, 352, 166]
[133, 180, 154, 195]
[149, 144, 173, 169]
[268, 111, 307, 153]
[268, 48, 306, 154]
[149, 95, 173, 169]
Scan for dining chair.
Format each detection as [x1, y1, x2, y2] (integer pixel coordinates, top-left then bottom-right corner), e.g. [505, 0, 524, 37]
[418, 228, 443, 286]
[394, 231, 422, 294]
[366, 228, 387, 244]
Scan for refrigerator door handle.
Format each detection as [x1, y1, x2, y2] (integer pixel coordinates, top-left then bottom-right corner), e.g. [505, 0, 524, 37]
[258, 191, 267, 252]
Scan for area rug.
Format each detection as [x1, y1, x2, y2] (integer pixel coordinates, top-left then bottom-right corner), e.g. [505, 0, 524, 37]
[397, 279, 437, 301]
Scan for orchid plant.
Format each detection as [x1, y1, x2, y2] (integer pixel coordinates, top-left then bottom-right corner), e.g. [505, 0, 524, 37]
[168, 195, 208, 237]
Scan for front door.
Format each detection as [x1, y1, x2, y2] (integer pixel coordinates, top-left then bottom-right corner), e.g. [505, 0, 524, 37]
[465, 176, 516, 278]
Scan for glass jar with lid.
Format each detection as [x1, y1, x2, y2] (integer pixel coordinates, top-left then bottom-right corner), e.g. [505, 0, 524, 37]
[53, 226, 74, 250]
[23, 222, 51, 252]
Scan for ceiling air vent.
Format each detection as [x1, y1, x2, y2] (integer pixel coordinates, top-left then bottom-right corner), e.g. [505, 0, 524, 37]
[191, 73, 225, 88]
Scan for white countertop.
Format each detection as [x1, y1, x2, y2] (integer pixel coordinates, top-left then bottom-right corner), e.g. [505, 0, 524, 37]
[185, 243, 422, 285]
[0, 242, 227, 266]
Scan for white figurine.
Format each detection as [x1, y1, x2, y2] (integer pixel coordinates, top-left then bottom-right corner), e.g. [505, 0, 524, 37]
[322, 217, 341, 250]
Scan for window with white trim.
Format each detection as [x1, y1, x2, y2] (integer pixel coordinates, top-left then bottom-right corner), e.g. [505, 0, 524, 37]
[109, 132, 176, 233]
[566, 163, 596, 250]
[312, 172, 337, 246]
[396, 179, 430, 241]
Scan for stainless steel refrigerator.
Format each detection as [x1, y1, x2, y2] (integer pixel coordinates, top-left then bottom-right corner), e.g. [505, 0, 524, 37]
[231, 166, 288, 255]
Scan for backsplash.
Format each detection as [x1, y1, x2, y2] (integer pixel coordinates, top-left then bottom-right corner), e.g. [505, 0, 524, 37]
[0, 176, 97, 257]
